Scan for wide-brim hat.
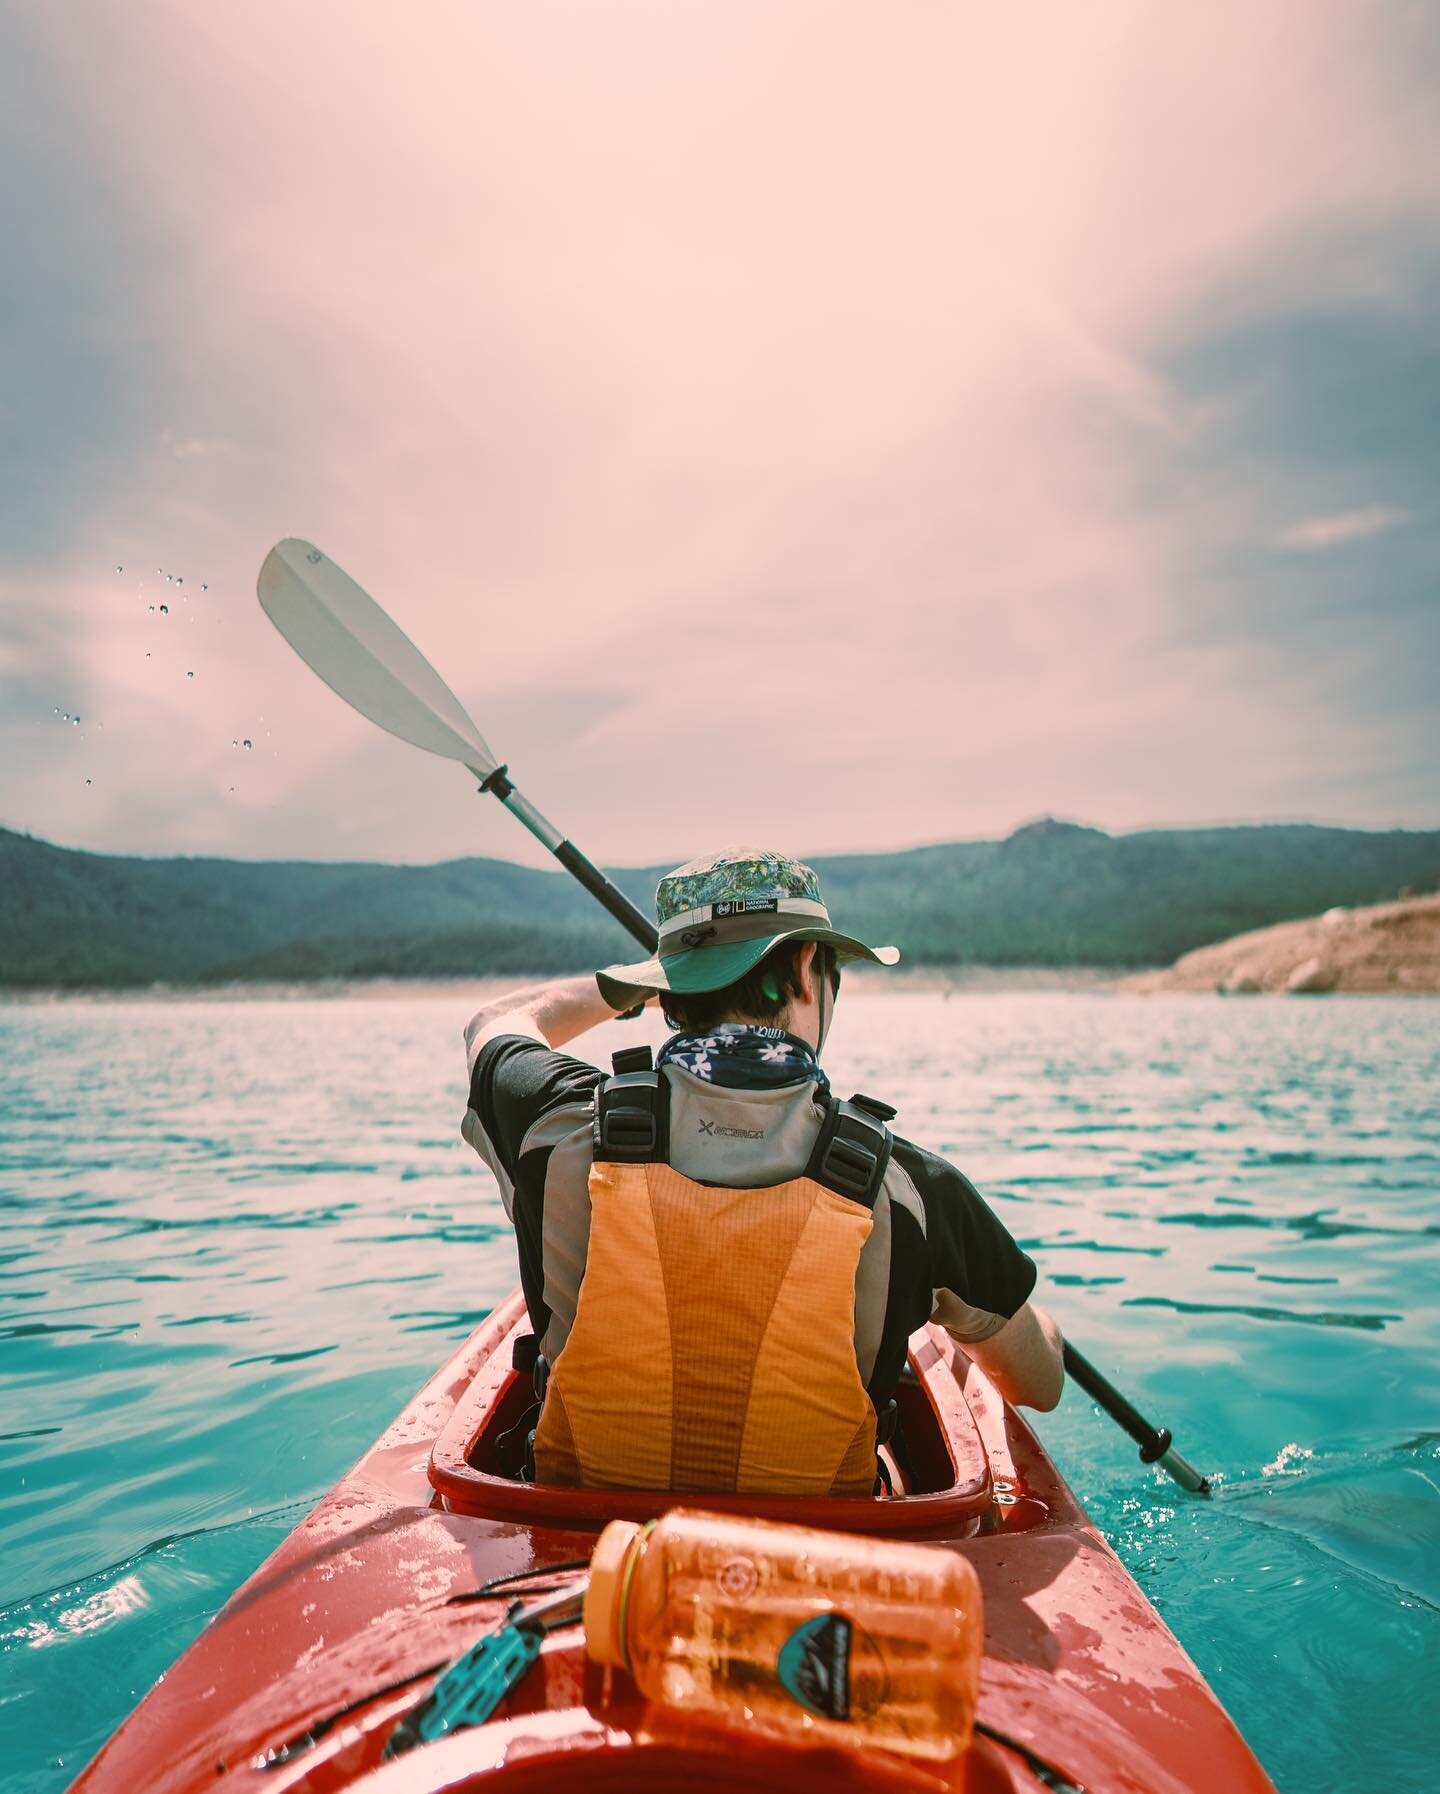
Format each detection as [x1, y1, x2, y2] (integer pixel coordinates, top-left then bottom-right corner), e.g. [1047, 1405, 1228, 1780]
[596, 849, 899, 1010]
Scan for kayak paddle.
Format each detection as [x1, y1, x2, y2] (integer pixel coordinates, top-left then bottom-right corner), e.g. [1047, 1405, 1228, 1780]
[256, 539, 657, 954]
[257, 537, 1214, 1496]
[1063, 1342, 1211, 1494]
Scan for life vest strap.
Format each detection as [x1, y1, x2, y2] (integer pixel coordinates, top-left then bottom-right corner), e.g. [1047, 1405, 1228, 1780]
[804, 1094, 893, 1210]
[593, 1046, 670, 1163]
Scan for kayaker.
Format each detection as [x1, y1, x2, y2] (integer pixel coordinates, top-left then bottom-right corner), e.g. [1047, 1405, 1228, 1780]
[462, 849, 1064, 1494]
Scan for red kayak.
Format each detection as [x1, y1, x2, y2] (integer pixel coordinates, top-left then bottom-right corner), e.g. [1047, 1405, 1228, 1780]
[69, 1291, 1275, 1793]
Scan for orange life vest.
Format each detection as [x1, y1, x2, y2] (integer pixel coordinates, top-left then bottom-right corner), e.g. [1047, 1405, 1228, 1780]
[531, 1050, 894, 1496]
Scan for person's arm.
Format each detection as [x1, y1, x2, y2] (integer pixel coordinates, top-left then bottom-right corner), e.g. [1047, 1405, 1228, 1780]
[464, 974, 642, 1078]
[963, 1301, 1065, 1412]
[905, 1144, 1065, 1413]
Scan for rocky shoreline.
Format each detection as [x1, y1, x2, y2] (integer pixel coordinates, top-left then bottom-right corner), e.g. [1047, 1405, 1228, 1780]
[1121, 895, 1440, 995]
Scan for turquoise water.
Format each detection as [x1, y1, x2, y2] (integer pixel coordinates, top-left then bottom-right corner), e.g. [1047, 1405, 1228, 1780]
[1, 991, 1437, 1793]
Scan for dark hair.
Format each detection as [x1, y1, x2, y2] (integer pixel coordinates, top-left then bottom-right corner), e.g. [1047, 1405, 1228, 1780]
[661, 940, 838, 1034]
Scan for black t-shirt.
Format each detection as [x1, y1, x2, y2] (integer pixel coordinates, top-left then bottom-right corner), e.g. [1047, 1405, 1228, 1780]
[464, 1035, 1037, 1404]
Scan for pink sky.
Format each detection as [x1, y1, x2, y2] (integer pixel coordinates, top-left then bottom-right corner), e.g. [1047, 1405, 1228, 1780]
[2, 2, 1436, 867]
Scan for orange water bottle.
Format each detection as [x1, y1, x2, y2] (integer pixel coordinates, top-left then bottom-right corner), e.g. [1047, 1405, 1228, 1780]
[583, 1508, 983, 1760]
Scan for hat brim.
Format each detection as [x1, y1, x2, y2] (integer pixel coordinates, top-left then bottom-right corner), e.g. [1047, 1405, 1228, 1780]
[596, 926, 900, 1011]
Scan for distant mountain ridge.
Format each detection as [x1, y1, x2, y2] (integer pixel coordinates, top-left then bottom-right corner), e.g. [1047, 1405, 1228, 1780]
[3, 819, 1439, 989]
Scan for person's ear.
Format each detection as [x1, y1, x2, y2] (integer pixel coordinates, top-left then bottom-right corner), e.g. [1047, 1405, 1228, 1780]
[794, 940, 819, 1005]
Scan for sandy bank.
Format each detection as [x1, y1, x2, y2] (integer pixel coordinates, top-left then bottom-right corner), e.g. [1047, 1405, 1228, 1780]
[1121, 894, 1440, 995]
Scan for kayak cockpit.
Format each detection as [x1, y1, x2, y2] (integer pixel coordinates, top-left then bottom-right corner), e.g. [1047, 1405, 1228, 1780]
[428, 1303, 1000, 1536]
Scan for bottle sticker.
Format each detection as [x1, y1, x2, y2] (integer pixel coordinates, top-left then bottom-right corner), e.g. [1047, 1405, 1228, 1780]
[777, 1613, 852, 1721]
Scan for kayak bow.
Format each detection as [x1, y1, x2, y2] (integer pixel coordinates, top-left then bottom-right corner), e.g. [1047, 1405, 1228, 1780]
[69, 1291, 1274, 1794]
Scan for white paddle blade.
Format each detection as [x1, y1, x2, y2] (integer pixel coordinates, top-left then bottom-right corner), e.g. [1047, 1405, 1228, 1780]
[257, 539, 498, 774]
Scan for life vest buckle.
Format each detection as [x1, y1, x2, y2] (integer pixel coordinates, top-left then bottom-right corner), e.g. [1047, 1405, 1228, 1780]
[594, 1067, 669, 1163]
[805, 1095, 894, 1209]
[821, 1135, 882, 1202]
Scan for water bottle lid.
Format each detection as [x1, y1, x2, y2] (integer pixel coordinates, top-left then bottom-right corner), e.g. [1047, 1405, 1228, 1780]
[583, 1519, 644, 1670]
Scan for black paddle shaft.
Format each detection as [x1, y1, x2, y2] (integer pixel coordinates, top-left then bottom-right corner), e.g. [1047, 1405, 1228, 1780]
[553, 840, 658, 953]
[476, 764, 657, 954]
[1063, 1342, 1212, 1495]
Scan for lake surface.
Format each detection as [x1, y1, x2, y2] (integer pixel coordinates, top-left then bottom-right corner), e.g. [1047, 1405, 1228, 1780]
[2, 991, 1437, 1793]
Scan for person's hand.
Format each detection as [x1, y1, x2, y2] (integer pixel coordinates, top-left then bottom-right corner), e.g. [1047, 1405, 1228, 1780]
[469, 973, 631, 1060]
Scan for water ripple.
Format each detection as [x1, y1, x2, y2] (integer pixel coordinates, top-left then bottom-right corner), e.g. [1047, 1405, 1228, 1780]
[1123, 1295, 1402, 1330]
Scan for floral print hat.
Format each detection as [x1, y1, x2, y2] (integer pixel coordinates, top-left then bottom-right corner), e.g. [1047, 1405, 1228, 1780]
[595, 848, 899, 1010]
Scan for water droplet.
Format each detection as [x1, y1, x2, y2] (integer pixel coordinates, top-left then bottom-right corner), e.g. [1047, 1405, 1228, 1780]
[72, 715, 81, 725]
[242, 739, 252, 750]
[148, 604, 155, 613]
[115, 564, 123, 574]
[176, 576, 184, 585]
[201, 583, 208, 591]
[228, 785, 235, 793]
[231, 739, 238, 748]
[85, 778, 92, 786]
[160, 604, 169, 615]
[165, 574, 173, 583]
[187, 671, 194, 680]
[145, 651, 151, 659]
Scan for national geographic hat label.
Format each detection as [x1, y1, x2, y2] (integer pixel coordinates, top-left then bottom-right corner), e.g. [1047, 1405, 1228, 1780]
[712, 898, 779, 918]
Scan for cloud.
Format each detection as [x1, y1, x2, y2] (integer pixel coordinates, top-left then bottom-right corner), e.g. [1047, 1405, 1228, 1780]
[1274, 506, 1411, 551]
[1, 1, 1438, 863]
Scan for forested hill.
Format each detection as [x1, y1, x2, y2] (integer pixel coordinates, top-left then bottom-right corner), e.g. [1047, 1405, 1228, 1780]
[3, 819, 1439, 989]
